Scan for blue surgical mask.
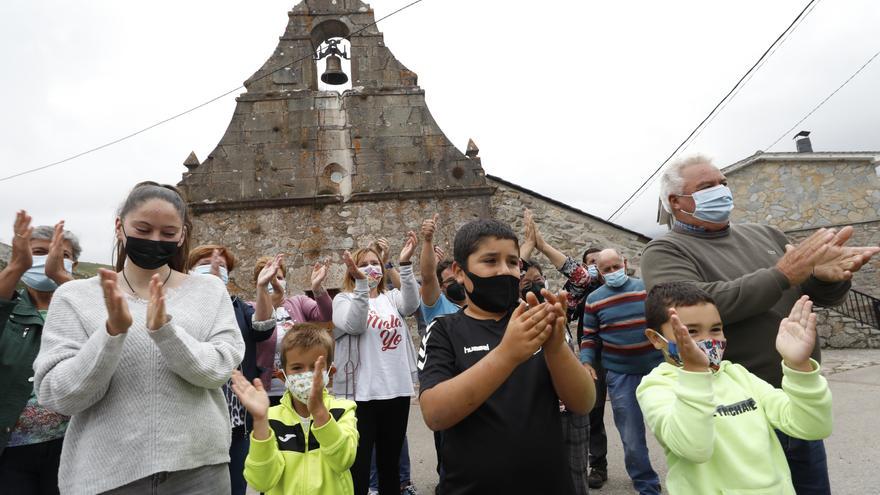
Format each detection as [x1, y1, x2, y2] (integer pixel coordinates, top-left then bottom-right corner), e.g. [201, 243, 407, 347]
[191, 264, 229, 285]
[22, 255, 74, 292]
[680, 184, 734, 224]
[587, 264, 599, 279]
[604, 268, 628, 288]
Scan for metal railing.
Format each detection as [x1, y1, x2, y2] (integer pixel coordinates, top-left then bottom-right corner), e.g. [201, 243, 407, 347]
[824, 288, 880, 329]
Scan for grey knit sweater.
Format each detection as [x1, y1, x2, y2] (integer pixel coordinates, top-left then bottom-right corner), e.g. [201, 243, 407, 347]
[33, 274, 245, 495]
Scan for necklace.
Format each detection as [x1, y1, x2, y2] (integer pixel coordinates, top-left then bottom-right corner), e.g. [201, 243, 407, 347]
[122, 266, 173, 299]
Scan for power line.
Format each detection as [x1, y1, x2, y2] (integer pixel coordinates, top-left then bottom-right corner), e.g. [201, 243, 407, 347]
[606, 0, 819, 222]
[765, 47, 880, 150]
[0, 0, 425, 184]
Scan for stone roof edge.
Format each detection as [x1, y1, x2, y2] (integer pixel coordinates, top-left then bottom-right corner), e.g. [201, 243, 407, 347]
[485, 174, 652, 243]
[722, 151, 880, 175]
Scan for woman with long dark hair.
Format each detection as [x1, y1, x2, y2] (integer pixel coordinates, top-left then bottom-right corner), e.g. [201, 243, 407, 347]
[33, 182, 244, 494]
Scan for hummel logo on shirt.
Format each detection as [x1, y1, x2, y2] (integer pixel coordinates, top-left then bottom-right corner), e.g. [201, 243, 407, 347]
[464, 344, 490, 354]
[278, 434, 297, 442]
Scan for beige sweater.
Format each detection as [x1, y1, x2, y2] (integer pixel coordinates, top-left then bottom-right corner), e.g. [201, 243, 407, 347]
[33, 274, 244, 495]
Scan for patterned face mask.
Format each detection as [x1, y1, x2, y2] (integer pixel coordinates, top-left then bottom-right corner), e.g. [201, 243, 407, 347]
[359, 265, 383, 289]
[283, 369, 331, 404]
[648, 329, 726, 371]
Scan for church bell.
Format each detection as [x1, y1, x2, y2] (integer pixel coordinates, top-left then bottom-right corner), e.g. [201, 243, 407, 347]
[321, 54, 348, 85]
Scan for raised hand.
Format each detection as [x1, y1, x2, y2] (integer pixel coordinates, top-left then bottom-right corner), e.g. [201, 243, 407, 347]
[434, 245, 446, 264]
[230, 370, 270, 421]
[9, 210, 34, 272]
[399, 231, 418, 263]
[421, 214, 439, 244]
[99, 269, 132, 336]
[538, 289, 570, 353]
[45, 221, 73, 285]
[498, 299, 556, 365]
[146, 273, 168, 330]
[776, 295, 817, 372]
[810, 227, 880, 282]
[308, 356, 331, 427]
[257, 254, 284, 288]
[524, 209, 537, 245]
[343, 251, 366, 280]
[209, 249, 223, 278]
[669, 309, 710, 373]
[372, 238, 391, 264]
[311, 257, 329, 291]
[775, 228, 835, 285]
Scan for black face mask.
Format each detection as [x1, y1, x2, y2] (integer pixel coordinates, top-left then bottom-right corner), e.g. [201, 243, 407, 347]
[521, 282, 546, 303]
[464, 271, 521, 314]
[444, 281, 466, 303]
[123, 229, 180, 270]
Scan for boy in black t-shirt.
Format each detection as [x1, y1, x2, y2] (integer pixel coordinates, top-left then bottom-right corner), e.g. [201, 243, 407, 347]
[417, 219, 596, 495]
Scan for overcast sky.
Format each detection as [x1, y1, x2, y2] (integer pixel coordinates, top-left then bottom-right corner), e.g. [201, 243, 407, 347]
[1, 0, 879, 264]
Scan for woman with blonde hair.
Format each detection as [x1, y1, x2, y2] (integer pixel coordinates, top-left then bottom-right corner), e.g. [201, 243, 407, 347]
[332, 232, 420, 495]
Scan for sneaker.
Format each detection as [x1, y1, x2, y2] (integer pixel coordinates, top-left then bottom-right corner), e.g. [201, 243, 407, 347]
[368, 490, 379, 495]
[587, 467, 608, 489]
[400, 482, 419, 495]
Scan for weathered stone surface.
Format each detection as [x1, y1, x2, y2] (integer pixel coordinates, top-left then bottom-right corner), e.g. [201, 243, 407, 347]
[815, 307, 880, 349]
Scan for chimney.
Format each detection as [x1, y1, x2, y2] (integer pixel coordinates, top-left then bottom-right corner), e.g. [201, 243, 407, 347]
[793, 130, 812, 153]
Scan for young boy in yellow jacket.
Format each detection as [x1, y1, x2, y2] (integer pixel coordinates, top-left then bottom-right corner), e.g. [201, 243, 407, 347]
[231, 326, 358, 495]
[636, 282, 832, 495]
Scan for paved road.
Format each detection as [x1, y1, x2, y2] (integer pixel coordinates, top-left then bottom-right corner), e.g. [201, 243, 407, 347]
[249, 349, 880, 494]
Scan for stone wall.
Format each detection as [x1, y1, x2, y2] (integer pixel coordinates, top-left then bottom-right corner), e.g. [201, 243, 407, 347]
[815, 307, 880, 349]
[487, 177, 651, 289]
[190, 194, 493, 297]
[726, 159, 880, 230]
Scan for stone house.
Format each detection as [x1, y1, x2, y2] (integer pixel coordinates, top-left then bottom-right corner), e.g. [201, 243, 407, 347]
[176, 0, 648, 298]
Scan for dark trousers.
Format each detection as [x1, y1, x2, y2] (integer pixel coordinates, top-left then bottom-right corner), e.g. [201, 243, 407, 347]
[775, 431, 831, 495]
[588, 364, 608, 470]
[352, 397, 410, 495]
[229, 426, 250, 495]
[0, 438, 63, 495]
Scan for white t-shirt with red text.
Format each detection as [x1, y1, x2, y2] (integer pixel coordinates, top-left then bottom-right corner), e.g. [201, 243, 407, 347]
[353, 293, 416, 401]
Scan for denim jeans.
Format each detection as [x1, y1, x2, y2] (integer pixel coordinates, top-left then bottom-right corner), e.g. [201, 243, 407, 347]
[369, 435, 412, 491]
[606, 370, 660, 495]
[775, 430, 831, 494]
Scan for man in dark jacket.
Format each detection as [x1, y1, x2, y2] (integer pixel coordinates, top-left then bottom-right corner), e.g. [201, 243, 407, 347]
[0, 211, 81, 494]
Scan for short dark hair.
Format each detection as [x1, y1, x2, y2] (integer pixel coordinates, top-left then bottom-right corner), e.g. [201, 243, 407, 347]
[453, 219, 519, 270]
[645, 282, 716, 331]
[436, 259, 454, 282]
[582, 247, 601, 264]
[523, 259, 543, 275]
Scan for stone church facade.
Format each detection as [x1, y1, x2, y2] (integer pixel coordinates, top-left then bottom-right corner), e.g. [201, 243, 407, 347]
[177, 0, 648, 296]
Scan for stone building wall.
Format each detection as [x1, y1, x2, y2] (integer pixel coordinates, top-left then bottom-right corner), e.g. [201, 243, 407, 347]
[191, 194, 492, 297]
[725, 157, 880, 298]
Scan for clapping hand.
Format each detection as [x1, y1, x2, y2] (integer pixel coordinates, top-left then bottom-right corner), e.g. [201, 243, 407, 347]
[811, 227, 880, 283]
[434, 245, 446, 264]
[308, 356, 331, 427]
[669, 309, 710, 373]
[498, 298, 556, 365]
[372, 238, 391, 265]
[311, 258, 330, 292]
[537, 289, 570, 354]
[45, 221, 73, 285]
[421, 214, 439, 244]
[343, 251, 366, 280]
[399, 231, 418, 263]
[146, 273, 168, 331]
[230, 370, 270, 421]
[10, 210, 34, 272]
[99, 269, 132, 336]
[776, 296, 817, 372]
[257, 253, 284, 288]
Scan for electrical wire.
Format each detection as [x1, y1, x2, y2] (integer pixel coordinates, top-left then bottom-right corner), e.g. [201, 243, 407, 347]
[606, 0, 819, 222]
[0, 0, 425, 184]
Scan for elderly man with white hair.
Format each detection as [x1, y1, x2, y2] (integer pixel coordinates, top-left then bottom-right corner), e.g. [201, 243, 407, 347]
[0, 210, 81, 493]
[641, 154, 879, 495]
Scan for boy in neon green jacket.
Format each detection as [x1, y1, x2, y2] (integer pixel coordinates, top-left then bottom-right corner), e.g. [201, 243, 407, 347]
[232, 325, 358, 495]
[637, 282, 832, 495]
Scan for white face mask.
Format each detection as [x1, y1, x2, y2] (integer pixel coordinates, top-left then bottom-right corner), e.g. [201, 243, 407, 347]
[267, 278, 287, 295]
[283, 369, 330, 404]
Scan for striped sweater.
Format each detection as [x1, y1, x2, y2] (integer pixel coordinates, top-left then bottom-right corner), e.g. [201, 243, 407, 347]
[579, 277, 662, 375]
